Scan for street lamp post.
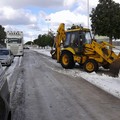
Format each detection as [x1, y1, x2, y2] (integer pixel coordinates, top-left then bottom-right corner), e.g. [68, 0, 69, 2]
[45, 18, 51, 33]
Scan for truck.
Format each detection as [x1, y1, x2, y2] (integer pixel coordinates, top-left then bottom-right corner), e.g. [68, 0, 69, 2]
[6, 31, 24, 56]
[50, 23, 120, 77]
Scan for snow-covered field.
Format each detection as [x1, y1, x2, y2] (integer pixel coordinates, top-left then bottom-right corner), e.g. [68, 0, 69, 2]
[32, 47, 120, 99]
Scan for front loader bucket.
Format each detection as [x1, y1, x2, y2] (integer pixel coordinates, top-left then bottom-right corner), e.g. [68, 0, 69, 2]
[50, 49, 57, 59]
[109, 58, 120, 77]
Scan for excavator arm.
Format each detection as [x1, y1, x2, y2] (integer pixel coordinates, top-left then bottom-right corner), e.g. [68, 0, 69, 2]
[54, 23, 66, 62]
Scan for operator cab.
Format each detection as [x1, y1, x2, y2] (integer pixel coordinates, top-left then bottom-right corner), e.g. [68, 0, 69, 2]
[64, 29, 92, 53]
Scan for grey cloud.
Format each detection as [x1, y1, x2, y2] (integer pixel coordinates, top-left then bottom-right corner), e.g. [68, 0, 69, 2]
[0, 0, 63, 9]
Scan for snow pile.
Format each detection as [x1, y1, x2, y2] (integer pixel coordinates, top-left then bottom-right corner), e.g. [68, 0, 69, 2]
[32, 48, 120, 99]
[113, 46, 120, 55]
[62, 69, 120, 99]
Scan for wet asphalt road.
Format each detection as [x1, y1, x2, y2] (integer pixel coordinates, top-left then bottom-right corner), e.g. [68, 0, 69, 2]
[10, 50, 120, 120]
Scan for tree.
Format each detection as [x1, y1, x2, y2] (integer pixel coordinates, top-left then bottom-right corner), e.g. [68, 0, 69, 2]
[90, 0, 120, 45]
[48, 30, 55, 47]
[33, 34, 42, 47]
[33, 32, 54, 48]
[0, 25, 6, 44]
[25, 41, 33, 45]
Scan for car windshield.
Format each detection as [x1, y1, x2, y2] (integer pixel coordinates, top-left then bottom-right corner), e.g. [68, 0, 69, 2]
[0, 50, 9, 55]
[7, 38, 22, 43]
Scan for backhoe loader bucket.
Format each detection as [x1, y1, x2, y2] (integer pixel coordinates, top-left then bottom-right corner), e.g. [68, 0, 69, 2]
[50, 49, 57, 59]
[109, 57, 120, 77]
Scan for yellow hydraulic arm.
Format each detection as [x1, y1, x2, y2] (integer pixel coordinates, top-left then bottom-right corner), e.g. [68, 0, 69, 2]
[55, 23, 66, 62]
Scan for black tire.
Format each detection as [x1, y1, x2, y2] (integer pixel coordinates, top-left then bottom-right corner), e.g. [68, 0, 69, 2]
[7, 63, 11, 67]
[0, 97, 6, 120]
[84, 59, 98, 73]
[8, 111, 11, 120]
[60, 51, 75, 69]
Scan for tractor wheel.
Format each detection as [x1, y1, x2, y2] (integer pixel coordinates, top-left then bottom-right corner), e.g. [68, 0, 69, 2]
[60, 52, 75, 69]
[84, 59, 98, 73]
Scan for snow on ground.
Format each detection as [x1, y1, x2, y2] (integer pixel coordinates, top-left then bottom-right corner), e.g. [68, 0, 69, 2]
[32, 47, 120, 99]
[113, 46, 120, 55]
[3, 56, 23, 88]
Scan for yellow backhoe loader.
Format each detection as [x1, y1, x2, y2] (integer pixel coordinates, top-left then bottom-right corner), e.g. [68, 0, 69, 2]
[50, 23, 120, 77]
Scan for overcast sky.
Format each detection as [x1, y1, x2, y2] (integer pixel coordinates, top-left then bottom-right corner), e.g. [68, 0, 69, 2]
[0, 0, 120, 43]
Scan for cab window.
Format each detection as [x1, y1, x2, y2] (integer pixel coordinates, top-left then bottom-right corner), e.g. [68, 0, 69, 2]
[64, 32, 71, 47]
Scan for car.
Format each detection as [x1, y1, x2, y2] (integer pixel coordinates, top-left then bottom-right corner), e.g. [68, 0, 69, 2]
[0, 63, 11, 120]
[23, 46, 29, 49]
[0, 48, 14, 67]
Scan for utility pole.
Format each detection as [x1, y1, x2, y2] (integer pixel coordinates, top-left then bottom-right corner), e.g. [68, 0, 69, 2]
[87, 0, 89, 28]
